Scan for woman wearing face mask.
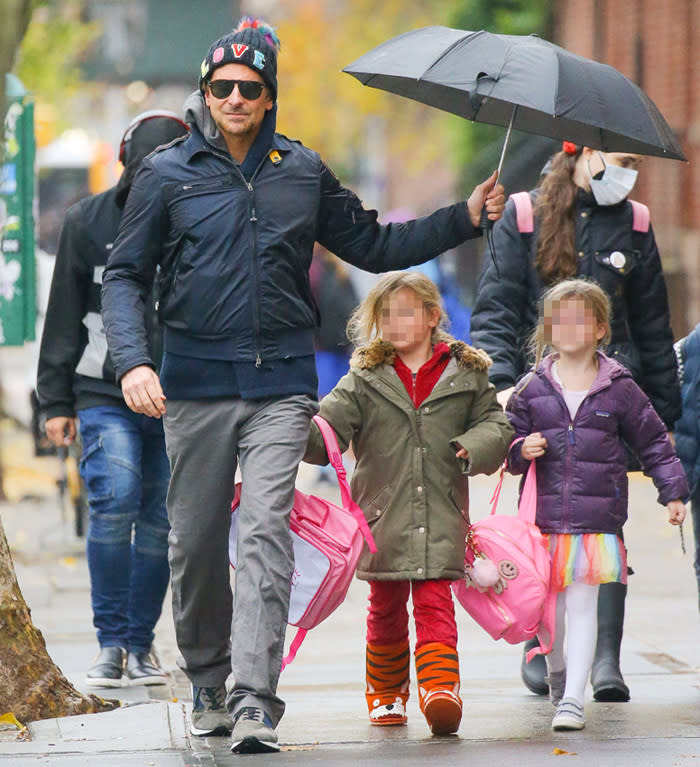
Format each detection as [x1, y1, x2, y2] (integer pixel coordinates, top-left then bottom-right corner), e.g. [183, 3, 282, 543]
[470, 141, 680, 705]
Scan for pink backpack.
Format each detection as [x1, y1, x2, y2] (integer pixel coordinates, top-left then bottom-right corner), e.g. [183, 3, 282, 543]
[452, 460, 556, 662]
[510, 190, 650, 235]
[229, 415, 376, 669]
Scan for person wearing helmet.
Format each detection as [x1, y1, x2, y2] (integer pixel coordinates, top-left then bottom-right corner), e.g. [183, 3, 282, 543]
[36, 111, 189, 688]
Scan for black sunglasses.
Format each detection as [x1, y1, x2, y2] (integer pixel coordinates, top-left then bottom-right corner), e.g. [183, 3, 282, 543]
[208, 79, 265, 101]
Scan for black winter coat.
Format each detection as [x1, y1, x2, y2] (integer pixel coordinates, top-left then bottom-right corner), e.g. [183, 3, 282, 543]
[470, 187, 680, 428]
[36, 187, 162, 419]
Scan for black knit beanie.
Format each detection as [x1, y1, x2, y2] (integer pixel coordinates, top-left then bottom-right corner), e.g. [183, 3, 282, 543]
[199, 17, 280, 101]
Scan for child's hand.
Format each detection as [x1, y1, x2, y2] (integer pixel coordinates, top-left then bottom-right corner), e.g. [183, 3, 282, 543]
[666, 499, 686, 526]
[521, 432, 547, 461]
[455, 447, 469, 460]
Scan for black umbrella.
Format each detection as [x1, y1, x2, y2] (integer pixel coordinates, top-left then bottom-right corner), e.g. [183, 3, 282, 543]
[343, 26, 686, 166]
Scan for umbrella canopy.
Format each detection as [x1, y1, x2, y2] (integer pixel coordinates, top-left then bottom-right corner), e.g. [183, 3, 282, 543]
[343, 27, 686, 162]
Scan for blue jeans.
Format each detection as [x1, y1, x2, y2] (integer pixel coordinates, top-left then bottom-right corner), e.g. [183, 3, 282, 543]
[79, 405, 170, 653]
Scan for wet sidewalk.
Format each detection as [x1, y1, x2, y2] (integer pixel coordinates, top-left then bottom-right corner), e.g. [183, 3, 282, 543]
[1, 419, 700, 765]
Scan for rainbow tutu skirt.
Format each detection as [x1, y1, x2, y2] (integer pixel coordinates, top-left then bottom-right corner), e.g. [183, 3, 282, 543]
[549, 533, 627, 592]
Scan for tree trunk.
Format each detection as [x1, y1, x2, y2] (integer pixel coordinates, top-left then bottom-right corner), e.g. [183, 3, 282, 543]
[0, 522, 119, 722]
[0, 520, 118, 722]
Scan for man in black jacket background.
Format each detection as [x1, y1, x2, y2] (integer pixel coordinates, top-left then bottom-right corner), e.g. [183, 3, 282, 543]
[101, 16, 505, 754]
[36, 111, 189, 689]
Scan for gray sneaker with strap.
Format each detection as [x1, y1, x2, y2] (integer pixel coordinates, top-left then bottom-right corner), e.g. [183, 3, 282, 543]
[190, 685, 232, 736]
[552, 697, 586, 731]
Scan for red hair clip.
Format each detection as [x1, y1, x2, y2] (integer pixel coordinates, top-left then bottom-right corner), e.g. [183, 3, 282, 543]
[562, 141, 578, 155]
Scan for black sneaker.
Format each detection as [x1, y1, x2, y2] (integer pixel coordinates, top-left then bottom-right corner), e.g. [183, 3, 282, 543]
[125, 649, 168, 686]
[85, 647, 125, 688]
[190, 685, 232, 736]
[230, 707, 279, 754]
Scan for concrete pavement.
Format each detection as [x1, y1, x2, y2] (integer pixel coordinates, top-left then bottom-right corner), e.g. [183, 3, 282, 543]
[1, 417, 700, 765]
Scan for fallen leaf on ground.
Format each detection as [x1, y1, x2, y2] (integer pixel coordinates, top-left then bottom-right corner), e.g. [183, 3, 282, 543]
[0, 713, 24, 730]
[553, 747, 577, 756]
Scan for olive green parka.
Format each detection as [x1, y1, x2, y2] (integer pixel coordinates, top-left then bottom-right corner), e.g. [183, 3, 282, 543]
[304, 339, 513, 581]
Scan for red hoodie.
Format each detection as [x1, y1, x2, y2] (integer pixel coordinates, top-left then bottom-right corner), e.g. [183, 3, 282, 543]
[393, 342, 451, 407]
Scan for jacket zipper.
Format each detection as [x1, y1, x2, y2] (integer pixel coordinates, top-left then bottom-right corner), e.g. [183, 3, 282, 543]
[246, 178, 262, 367]
[233, 153, 277, 368]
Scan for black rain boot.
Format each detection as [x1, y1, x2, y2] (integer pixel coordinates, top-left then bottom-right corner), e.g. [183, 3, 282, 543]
[520, 637, 549, 696]
[591, 582, 630, 702]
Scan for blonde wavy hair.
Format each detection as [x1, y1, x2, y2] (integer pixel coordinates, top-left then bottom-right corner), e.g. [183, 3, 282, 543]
[531, 278, 612, 370]
[347, 270, 453, 347]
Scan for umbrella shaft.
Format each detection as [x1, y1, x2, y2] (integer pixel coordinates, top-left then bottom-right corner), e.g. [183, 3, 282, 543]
[497, 105, 518, 178]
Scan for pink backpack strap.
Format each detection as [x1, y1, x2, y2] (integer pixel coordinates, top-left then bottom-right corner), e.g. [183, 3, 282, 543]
[489, 438, 528, 517]
[629, 199, 650, 233]
[281, 628, 307, 670]
[312, 415, 377, 553]
[516, 461, 537, 525]
[281, 417, 377, 671]
[510, 191, 534, 233]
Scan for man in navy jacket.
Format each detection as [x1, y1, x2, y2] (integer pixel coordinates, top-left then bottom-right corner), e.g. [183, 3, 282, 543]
[102, 17, 505, 754]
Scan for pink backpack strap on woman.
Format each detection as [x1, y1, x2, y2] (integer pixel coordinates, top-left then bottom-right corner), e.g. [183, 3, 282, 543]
[510, 191, 650, 235]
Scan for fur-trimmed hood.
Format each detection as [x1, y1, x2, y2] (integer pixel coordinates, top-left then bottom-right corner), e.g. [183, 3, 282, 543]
[350, 337, 492, 373]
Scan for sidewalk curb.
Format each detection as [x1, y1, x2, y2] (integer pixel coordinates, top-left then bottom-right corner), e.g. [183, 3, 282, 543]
[0, 700, 189, 755]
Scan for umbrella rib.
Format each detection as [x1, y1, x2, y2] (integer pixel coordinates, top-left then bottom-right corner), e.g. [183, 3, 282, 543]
[419, 29, 477, 79]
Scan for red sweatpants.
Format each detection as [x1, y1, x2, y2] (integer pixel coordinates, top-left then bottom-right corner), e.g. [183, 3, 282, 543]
[366, 579, 458, 649]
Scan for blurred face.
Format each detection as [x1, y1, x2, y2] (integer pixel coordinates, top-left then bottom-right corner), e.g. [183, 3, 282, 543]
[546, 296, 605, 356]
[380, 287, 439, 355]
[204, 62, 273, 144]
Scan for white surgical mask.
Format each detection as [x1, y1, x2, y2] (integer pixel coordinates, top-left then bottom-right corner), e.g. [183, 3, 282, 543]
[588, 152, 639, 205]
[588, 151, 638, 206]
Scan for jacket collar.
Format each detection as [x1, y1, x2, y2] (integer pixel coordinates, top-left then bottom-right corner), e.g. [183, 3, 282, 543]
[181, 89, 290, 165]
[350, 337, 492, 373]
[539, 350, 629, 397]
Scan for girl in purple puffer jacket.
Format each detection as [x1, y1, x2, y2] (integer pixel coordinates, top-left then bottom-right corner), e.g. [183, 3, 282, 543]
[506, 278, 687, 733]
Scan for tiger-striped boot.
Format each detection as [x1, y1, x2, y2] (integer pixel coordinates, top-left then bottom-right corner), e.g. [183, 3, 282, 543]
[365, 641, 410, 726]
[415, 642, 462, 735]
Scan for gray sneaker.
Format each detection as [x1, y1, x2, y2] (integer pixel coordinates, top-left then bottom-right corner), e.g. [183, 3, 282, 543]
[230, 707, 279, 754]
[190, 685, 232, 736]
[552, 698, 586, 731]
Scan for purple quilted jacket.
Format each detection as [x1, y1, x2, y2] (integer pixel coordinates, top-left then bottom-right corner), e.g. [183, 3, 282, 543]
[506, 352, 688, 534]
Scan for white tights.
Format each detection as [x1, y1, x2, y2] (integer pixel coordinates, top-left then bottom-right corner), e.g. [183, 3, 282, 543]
[546, 582, 600, 706]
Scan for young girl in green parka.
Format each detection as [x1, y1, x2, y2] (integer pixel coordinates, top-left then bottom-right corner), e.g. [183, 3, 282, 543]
[304, 270, 513, 736]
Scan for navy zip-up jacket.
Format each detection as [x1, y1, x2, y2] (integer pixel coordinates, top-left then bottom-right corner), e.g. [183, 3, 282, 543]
[674, 325, 700, 496]
[102, 121, 480, 396]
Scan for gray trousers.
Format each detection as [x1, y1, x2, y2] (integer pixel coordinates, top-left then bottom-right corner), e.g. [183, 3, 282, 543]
[163, 395, 317, 726]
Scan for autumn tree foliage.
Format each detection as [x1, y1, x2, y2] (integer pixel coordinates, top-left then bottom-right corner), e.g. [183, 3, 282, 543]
[274, 0, 462, 198]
